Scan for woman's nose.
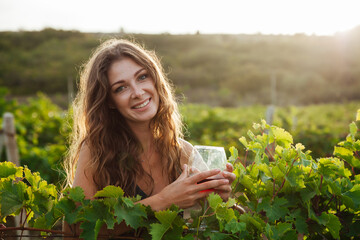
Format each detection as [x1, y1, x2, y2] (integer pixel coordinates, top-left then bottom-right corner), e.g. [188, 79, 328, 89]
[131, 85, 145, 98]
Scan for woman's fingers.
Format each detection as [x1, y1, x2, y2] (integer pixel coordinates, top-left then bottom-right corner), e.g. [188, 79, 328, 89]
[222, 171, 236, 183]
[188, 169, 221, 183]
[225, 163, 234, 172]
[178, 164, 189, 180]
[196, 178, 229, 192]
[213, 184, 232, 193]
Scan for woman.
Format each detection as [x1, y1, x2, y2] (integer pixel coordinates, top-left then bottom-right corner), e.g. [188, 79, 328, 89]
[65, 39, 235, 235]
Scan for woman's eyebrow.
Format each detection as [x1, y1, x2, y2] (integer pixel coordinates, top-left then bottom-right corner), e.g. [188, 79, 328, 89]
[110, 68, 146, 87]
[134, 68, 146, 76]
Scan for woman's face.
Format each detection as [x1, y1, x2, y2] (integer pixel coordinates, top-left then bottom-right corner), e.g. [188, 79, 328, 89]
[107, 57, 159, 125]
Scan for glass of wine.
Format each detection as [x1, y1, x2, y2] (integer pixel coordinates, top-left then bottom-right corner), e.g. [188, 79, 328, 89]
[184, 145, 228, 219]
[188, 145, 227, 186]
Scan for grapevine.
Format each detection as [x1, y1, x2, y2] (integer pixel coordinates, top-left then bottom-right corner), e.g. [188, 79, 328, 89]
[0, 109, 359, 239]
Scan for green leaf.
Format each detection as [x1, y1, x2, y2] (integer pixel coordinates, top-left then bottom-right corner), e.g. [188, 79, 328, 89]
[350, 122, 358, 138]
[285, 167, 305, 188]
[79, 220, 101, 240]
[31, 190, 54, 215]
[122, 197, 135, 207]
[155, 209, 178, 225]
[33, 207, 62, 230]
[79, 201, 115, 232]
[114, 201, 146, 229]
[258, 197, 288, 222]
[150, 223, 170, 240]
[0, 162, 23, 179]
[225, 198, 236, 208]
[94, 185, 124, 199]
[327, 213, 340, 239]
[208, 192, 223, 210]
[150, 209, 179, 240]
[334, 146, 360, 168]
[24, 168, 43, 189]
[239, 137, 248, 148]
[216, 206, 236, 223]
[343, 185, 360, 209]
[55, 198, 79, 224]
[294, 215, 308, 234]
[270, 126, 293, 148]
[300, 187, 316, 202]
[0, 180, 27, 217]
[356, 109, 360, 121]
[270, 222, 293, 239]
[224, 218, 246, 234]
[229, 146, 238, 164]
[258, 163, 272, 178]
[239, 213, 265, 231]
[272, 165, 285, 179]
[65, 187, 85, 202]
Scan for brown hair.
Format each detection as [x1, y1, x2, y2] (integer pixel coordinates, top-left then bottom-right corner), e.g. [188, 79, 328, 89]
[65, 39, 183, 196]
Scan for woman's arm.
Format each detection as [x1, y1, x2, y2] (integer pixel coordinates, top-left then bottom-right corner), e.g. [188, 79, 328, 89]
[63, 144, 132, 238]
[72, 143, 97, 198]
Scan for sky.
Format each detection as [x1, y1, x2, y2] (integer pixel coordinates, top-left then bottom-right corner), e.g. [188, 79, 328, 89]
[1, 0, 359, 36]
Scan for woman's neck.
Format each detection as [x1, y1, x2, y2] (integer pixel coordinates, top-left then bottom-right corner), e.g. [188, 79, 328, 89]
[127, 121, 153, 153]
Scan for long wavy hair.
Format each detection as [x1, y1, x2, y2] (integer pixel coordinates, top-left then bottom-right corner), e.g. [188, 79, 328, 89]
[65, 39, 183, 196]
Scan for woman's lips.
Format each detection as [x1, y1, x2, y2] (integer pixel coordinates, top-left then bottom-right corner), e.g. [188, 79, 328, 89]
[132, 98, 151, 109]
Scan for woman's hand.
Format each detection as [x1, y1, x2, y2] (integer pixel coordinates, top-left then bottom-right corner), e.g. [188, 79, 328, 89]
[154, 164, 230, 210]
[213, 163, 236, 201]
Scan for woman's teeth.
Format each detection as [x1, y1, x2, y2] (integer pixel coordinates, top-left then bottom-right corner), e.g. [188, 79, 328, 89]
[134, 99, 150, 109]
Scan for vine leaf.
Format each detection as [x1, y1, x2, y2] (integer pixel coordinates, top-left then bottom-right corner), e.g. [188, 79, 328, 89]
[224, 218, 246, 234]
[150, 209, 178, 240]
[286, 167, 305, 188]
[0, 162, 23, 179]
[258, 197, 288, 222]
[56, 198, 79, 225]
[0, 180, 27, 218]
[80, 220, 102, 240]
[343, 185, 360, 209]
[208, 193, 223, 210]
[78, 201, 115, 239]
[94, 185, 124, 198]
[327, 213, 341, 239]
[334, 146, 360, 168]
[114, 199, 147, 229]
[270, 126, 293, 148]
[65, 187, 85, 202]
[269, 222, 295, 239]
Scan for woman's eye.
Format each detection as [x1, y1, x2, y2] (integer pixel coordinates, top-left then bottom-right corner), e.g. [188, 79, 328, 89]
[138, 74, 148, 81]
[114, 86, 125, 93]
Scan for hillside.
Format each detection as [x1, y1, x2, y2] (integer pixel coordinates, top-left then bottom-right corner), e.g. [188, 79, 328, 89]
[1, 27, 359, 106]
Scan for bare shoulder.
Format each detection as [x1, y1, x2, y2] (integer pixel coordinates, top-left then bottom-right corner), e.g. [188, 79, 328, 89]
[73, 143, 97, 199]
[179, 138, 194, 165]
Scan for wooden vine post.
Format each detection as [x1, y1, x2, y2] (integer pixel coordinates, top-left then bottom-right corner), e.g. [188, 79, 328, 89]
[1, 112, 28, 239]
[3, 112, 19, 166]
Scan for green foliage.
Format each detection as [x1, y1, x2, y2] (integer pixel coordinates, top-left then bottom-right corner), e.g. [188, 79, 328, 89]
[232, 116, 360, 239]
[0, 109, 359, 239]
[182, 102, 359, 159]
[1, 90, 69, 187]
[1, 88, 360, 239]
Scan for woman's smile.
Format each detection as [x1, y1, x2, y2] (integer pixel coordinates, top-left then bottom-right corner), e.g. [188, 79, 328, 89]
[132, 98, 151, 109]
